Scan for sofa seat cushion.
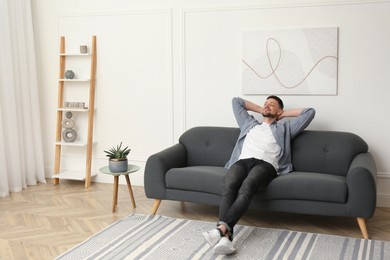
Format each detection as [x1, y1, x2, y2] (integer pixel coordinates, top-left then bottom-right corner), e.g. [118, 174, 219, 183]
[256, 172, 347, 203]
[166, 168, 347, 203]
[166, 166, 227, 195]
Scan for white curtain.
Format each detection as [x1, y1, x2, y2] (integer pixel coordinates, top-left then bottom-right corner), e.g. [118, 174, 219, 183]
[0, 0, 46, 197]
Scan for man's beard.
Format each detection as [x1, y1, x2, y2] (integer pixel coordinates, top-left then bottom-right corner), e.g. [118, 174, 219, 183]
[262, 112, 277, 118]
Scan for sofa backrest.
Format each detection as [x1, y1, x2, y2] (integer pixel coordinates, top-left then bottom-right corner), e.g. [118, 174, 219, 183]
[179, 127, 369, 176]
[179, 127, 239, 167]
[292, 130, 368, 176]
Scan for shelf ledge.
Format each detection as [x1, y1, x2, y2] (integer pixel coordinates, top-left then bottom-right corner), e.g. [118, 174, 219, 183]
[52, 171, 98, 181]
[59, 79, 90, 82]
[55, 141, 96, 147]
[57, 108, 89, 112]
[60, 53, 91, 56]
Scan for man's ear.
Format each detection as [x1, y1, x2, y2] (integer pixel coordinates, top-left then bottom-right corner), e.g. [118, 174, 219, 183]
[276, 109, 284, 121]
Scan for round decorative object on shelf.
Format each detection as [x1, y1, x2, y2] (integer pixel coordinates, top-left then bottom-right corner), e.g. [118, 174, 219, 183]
[61, 110, 77, 142]
[64, 70, 75, 79]
[65, 111, 73, 118]
[61, 118, 75, 129]
[62, 128, 77, 142]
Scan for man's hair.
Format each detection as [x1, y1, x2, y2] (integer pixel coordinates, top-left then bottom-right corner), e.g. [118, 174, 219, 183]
[267, 95, 284, 109]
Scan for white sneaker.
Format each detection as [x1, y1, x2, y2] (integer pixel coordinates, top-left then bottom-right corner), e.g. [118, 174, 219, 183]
[214, 237, 236, 255]
[202, 229, 222, 247]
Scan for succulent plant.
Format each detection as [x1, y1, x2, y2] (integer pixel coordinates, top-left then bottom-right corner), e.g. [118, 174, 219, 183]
[104, 142, 131, 160]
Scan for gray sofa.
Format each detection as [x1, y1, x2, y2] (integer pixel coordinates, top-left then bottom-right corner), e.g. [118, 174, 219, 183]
[144, 126, 377, 239]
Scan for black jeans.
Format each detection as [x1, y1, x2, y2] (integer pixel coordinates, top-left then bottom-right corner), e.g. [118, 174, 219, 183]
[218, 158, 277, 238]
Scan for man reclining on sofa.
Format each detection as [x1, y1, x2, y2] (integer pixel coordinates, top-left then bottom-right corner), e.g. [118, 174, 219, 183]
[202, 96, 315, 255]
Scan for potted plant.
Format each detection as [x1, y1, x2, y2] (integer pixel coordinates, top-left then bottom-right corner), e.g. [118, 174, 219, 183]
[104, 142, 131, 173]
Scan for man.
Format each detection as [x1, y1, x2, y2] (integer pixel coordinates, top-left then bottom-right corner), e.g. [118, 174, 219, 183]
[202, 96, 315, 255]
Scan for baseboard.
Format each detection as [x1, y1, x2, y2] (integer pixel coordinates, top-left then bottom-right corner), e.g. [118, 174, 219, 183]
[45, 165, 145, 186]
[377, 194, 390, 208]
[377, 172, 390, 208]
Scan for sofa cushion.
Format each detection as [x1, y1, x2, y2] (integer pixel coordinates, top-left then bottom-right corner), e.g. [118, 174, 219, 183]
[166, 166, 227, 195]
[166, 167, 347, 203]
[256, 171, 347, 203]
[179, 127, 239, 167]
[292, 131, 368, 176]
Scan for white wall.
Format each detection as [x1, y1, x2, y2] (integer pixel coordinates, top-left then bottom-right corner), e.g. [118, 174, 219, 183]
[31, 0, 390, 206]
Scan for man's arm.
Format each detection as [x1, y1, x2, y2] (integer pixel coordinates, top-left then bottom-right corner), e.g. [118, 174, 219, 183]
[244, 98, 308, 121]
[245, 98, 305, 120]
[278, 108, 305, 120]
[243, 99, 262, 114]
[232, 97, 259, 129]
[286, 108, 316, 137]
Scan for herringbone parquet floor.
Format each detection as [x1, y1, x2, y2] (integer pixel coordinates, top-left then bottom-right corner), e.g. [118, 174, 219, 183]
[1, 180, 389, 260]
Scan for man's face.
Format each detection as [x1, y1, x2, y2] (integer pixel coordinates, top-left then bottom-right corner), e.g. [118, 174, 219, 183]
[262, 98, 282, 118]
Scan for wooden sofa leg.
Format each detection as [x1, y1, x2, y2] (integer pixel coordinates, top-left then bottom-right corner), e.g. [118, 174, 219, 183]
[151, 199, 161, 215]
[357, 217, 369, 239]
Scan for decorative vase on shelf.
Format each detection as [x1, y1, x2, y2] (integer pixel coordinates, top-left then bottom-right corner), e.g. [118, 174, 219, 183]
[64, 70, 75, 79]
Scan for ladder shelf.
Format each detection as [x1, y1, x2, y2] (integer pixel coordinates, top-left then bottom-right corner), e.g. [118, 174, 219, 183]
[53, 36, 97, 188]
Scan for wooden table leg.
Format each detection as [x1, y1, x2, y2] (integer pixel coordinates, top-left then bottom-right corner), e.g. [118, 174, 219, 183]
[112, 176, 119, 212]
[125, 174, 136, 208]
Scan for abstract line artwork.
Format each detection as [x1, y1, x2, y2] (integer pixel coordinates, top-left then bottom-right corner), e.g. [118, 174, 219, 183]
[242, 27, 338, 95]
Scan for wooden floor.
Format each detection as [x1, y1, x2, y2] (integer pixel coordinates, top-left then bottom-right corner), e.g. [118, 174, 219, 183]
[1, 180, 389, 260]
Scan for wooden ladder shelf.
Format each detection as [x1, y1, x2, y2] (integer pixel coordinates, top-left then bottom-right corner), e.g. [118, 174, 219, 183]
[53, 36, 97, 188]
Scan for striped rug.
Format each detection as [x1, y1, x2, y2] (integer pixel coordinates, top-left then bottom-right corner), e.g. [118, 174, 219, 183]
[56, 214, 389, 260]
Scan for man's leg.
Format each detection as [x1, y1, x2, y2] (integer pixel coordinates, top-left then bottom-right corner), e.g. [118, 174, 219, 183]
[203, 160, 248, 247]
[221, 159, 276, 232]
[218, 160, 248, 223]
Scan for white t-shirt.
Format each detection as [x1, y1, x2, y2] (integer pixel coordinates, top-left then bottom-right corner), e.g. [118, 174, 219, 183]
[239, 123, 281, 171]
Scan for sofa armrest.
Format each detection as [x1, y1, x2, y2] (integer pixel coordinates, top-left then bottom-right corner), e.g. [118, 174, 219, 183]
[144, 143, 187, 199]
[346, 152, 377, 217]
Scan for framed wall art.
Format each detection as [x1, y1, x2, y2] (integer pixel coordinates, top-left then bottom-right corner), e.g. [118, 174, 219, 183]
[242, 27, 338, 95]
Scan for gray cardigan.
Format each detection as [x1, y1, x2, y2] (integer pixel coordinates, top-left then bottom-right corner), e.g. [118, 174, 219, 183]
[225, 97, 316, 174]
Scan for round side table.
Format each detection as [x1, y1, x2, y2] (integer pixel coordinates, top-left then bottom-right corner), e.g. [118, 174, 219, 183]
[99, 164, 140, 212]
